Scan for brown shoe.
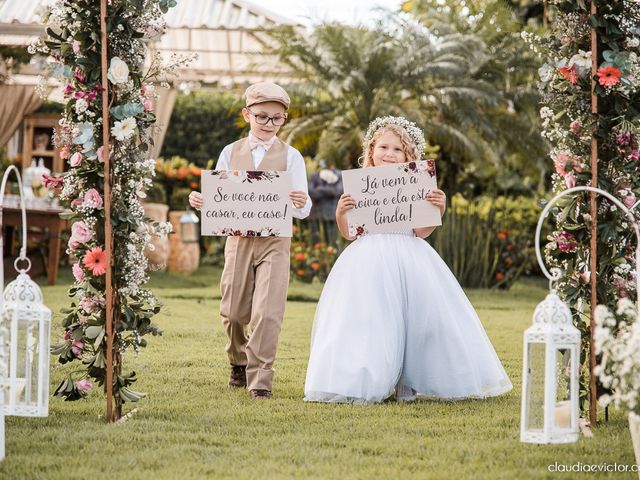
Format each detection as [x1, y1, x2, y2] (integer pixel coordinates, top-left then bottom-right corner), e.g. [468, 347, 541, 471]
[250, 389, 272, 400]
[228, 365, 247, 388]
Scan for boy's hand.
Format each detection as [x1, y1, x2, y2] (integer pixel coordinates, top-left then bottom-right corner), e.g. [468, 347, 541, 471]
[427, 189, 446, 216]
[337, 193, 356, 215]
[188, 191, 203, 210]
[290, 190, 307, 209]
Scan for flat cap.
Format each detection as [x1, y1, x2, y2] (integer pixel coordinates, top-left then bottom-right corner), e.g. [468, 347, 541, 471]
[245, 82, 290, 110]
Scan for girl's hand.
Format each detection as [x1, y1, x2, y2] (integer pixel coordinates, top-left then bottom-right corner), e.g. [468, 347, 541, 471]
[188, 191, 203, 210]
[427, 189, 446, 216]
[290, 190, 308, 209]
[336, 193, 356, 215]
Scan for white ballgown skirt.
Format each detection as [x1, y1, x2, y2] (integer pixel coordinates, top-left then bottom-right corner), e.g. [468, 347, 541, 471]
[304, 232, 513, 404]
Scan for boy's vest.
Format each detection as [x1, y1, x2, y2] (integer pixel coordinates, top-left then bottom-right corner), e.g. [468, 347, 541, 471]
[227, 136, 291, 244]
[229, 136, 287, 172]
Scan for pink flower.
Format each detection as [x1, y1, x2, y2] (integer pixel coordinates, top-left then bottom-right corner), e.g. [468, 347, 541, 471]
[63, 330, 71, 340]
[556, 232, 578, 253]
[74, 69, 86, 83]
[557, 65, 578, 84]
[569, 121, 582, 135]
[42, 174, 63, 191]
[71, 221, 93, 243]
[78, 315, 88, 326]
[69, 152, 83, 167]
[71, 339, 84, 356]
[554, 153, 573, 176]
[68, 221, 93, 250]
[597, 65, 622, 87]
[624, 195, 636, 209]
[83, 188, 103, 209]
[143, 98, 153, 112]
[97, 146, 105, 163]
[75, 379, 93, 392]
[564, 172, 577, 188]
[60, 146, 70, 159]
[72, 262, 85, 281]
[631, 151, 640, 161]
[581, 271, 591, 284]
[83, 247, 107, 276]
[72, 40, 81, 55]
[63, 84, 74, 97]
[79, 296, 96, 313]
[71, 196, 84, 207]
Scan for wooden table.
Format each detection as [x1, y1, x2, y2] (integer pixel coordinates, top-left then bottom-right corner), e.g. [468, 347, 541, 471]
[1, 198, 67, 285]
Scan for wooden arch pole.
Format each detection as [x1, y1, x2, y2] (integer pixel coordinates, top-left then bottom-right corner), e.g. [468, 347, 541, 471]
[100, 0, 119, 422]
[589, 0, 598, 428]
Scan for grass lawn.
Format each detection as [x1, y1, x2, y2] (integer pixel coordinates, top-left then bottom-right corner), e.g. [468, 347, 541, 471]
[0, 267, 637, 479]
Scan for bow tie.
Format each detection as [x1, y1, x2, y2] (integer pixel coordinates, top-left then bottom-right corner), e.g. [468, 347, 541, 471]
[249, 135, 277, 151]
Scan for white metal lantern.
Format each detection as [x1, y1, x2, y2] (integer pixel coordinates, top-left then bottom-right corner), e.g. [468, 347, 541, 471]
[0, 165, 51, 461]
[180, 208, 200, 244]
[520, 283, 581, 444]
[1, 262, 51, 417]
[522, 186, 640, 444]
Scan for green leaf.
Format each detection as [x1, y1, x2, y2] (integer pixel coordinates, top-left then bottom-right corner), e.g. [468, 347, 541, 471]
[85, 325, 103, 339]
[46, 27, 65, 42]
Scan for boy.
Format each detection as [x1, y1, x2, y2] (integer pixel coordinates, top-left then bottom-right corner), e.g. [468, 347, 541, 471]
[189, 82, 311, 399]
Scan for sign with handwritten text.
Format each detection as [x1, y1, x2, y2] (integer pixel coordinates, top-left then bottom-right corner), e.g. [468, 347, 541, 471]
[341, 160, 441, 236]
[201, 170, 292, 237]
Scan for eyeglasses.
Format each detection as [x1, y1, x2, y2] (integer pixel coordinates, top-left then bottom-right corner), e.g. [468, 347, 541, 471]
[246, 108, 287, 126]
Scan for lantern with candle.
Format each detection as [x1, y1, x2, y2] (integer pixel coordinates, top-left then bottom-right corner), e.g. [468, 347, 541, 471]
[520, 268, 581, 444]
[522, 186, 640, 444]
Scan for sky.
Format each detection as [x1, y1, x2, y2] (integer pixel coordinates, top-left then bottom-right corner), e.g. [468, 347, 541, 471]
[263, 0, 403, 26]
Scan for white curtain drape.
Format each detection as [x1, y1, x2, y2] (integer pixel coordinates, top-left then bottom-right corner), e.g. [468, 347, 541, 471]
[0, 85, 43, 147]
[150, 87, 178, 160]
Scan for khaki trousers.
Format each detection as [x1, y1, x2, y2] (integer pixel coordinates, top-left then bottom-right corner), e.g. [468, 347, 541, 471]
[220, 236, 291, 391]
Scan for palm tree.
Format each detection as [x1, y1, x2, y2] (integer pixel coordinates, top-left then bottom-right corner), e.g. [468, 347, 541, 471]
[267, 4, 545, 195]
[403, 0, 548, 194]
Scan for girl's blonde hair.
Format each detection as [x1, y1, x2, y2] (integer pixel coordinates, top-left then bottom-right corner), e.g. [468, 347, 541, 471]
[361, 124, 421, 167]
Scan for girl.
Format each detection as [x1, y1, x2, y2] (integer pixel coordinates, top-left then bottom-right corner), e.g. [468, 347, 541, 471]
[304, 116, 512, 403]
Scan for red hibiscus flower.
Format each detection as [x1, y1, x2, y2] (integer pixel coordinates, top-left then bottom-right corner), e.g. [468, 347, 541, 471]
[82, 247, 107, 276]
[597, 65, 622, 87]
[557, 65, 578, 84]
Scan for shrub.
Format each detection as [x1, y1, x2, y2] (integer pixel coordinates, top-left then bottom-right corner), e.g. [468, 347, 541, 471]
[160, 92, 244, 167]
[427, 195, 543, 289]
[155, 156, 207, 209]
[290, 238, 338, 283]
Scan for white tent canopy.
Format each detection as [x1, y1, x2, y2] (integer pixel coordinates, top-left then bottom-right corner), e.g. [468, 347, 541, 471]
[0, 0, 299, 153]
[0, 0, 299, 84]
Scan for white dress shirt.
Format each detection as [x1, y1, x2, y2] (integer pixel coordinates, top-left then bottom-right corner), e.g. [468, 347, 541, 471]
[215, 138, 312, 219]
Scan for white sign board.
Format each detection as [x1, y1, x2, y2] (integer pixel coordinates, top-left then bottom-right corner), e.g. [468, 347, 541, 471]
[341, 160, 441, 236]
[201, 170, 293, 237]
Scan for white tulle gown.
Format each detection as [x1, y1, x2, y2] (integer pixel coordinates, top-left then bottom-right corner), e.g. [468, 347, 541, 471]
[304, 231, 513, 404]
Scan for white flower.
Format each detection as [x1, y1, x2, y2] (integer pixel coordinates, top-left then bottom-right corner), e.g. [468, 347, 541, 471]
[538, 63, 554, 82]
[111, 117, 137, 141]
[107, 57, 130, 85]
[539, 106, 553, 119]
[628, 37, 640, 48]
[75, 98, 88, 114]
[568, 50, 592, 71]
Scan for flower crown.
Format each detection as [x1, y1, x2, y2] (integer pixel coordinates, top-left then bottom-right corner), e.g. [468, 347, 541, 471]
[363, 116, 426, 158]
